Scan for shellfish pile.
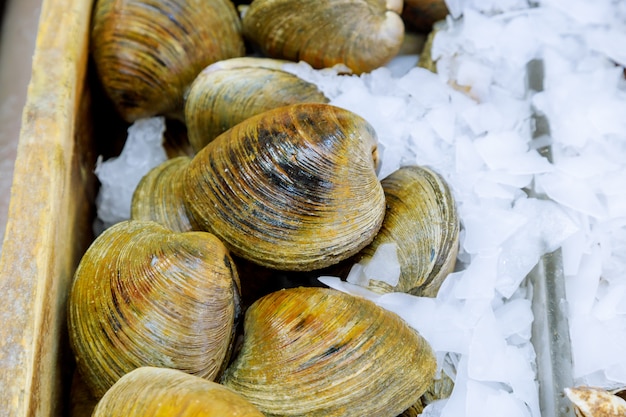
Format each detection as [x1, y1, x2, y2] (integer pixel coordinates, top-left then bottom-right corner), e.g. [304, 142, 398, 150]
[68, 0, 459, 415]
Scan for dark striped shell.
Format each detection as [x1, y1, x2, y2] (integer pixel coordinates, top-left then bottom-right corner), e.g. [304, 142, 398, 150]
[185, 57, 329, 152]
[182, 103, 385, 271]
[221, 287, 437, 417]
[353, 165, 459, 296]
[91, 0, 245, 122]
[68, 220, 240, 397]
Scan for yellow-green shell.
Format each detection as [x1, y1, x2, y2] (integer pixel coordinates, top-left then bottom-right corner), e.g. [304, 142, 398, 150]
[221, 287, 437, 417]
[185, 57, 329, 152]
[91, 0, 245, 122]
[131, 156, 196, 232]
[68, 220, 240, 398]
[182, 103, 385, 271]
[92, 367, 265, 417]
[355, 165, 459, 296]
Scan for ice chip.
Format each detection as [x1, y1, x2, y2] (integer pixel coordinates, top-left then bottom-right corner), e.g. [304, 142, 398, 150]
[94, 117, 168, 230]
[461, 205, 527, 253]
[346, 263, 369, 287]
[536, 172, 607, 219]
[317, 276, 381, 302]
[363, 242, 401, 287]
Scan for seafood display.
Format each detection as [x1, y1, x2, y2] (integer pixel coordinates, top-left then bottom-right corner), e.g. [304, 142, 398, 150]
[69, 0, 470, 414]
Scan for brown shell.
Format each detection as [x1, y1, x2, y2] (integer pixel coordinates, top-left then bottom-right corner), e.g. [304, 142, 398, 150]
[353, 165, 459, 297]
[91, 0, 245, 122]
[241, 0, 405, 74]
[401, 0, 449, 33]
[221, 287, 437, 417]
[185, 57, 329, 152]
[67, 220, 240, 398]
[182, 103, 385, 271]
[131, 156, 197, 232]
[92, 367, 265, 417]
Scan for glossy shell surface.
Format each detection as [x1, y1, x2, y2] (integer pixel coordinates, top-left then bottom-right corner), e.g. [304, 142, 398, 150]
[182, 103, 385, 271]
[91, 0, 245, 122]
[221, 287, 437, 417]
[68, 220, 240, 397]
[92, 367, 265, 417]
[131, 156, 196, 232]
[354, 165, 459, 296]
[241, 0, 405, 74]
[185, 57, 329, 152]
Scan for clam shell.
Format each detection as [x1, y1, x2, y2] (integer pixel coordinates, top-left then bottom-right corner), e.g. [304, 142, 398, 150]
[68, 220, 241, 397]
[565, 386, 626, 417]
[398, 370, 455, 415]
[92, 367, 264, 416]
[241, 0, 405, 74]
[91, 0, 245, 122]
[182, 103, 385, 271]
[221, 287, 437, 417]
[185, 57, 329, 152]
[131, 156, 197, 232]
[354, 165, 459, 297]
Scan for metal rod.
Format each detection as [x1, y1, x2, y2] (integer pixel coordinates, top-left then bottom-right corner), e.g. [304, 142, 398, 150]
[526, 58, 576, 417]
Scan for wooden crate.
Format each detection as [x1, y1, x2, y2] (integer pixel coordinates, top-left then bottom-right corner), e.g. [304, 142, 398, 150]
[0, 0, 97, 415]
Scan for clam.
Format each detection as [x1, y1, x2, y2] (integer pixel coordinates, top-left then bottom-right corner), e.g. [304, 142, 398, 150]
[131, 156, 196, 232]
[67, 220, 241, 398]
[398, 370, 455, 415]
[350, 165, 459, 297]
[241, 0, 405, 74]
[92, 367, 265, 416]
[221, 286, 437, 417]
[182, 103, 386, 271]
[185, 57, 329, 152]
[91, 0, 245, 122]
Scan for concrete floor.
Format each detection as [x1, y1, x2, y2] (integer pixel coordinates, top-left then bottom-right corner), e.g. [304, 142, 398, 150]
[0, 0, 42, 254]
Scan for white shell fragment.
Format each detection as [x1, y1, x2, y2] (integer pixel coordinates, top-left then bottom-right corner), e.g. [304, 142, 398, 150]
[565, 386, 626, 417]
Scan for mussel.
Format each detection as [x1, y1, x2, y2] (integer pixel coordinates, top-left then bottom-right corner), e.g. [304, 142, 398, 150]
[241, 0, 405, 74]
[185, 57, 329, 152]
[92, 367, 265, 416]
[221, 286, 437, 417]
[68, 220, 241, 397]
[349, 165, 459, 297]
[182, 103, 386, 271]
[91, 0, 245, 122]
